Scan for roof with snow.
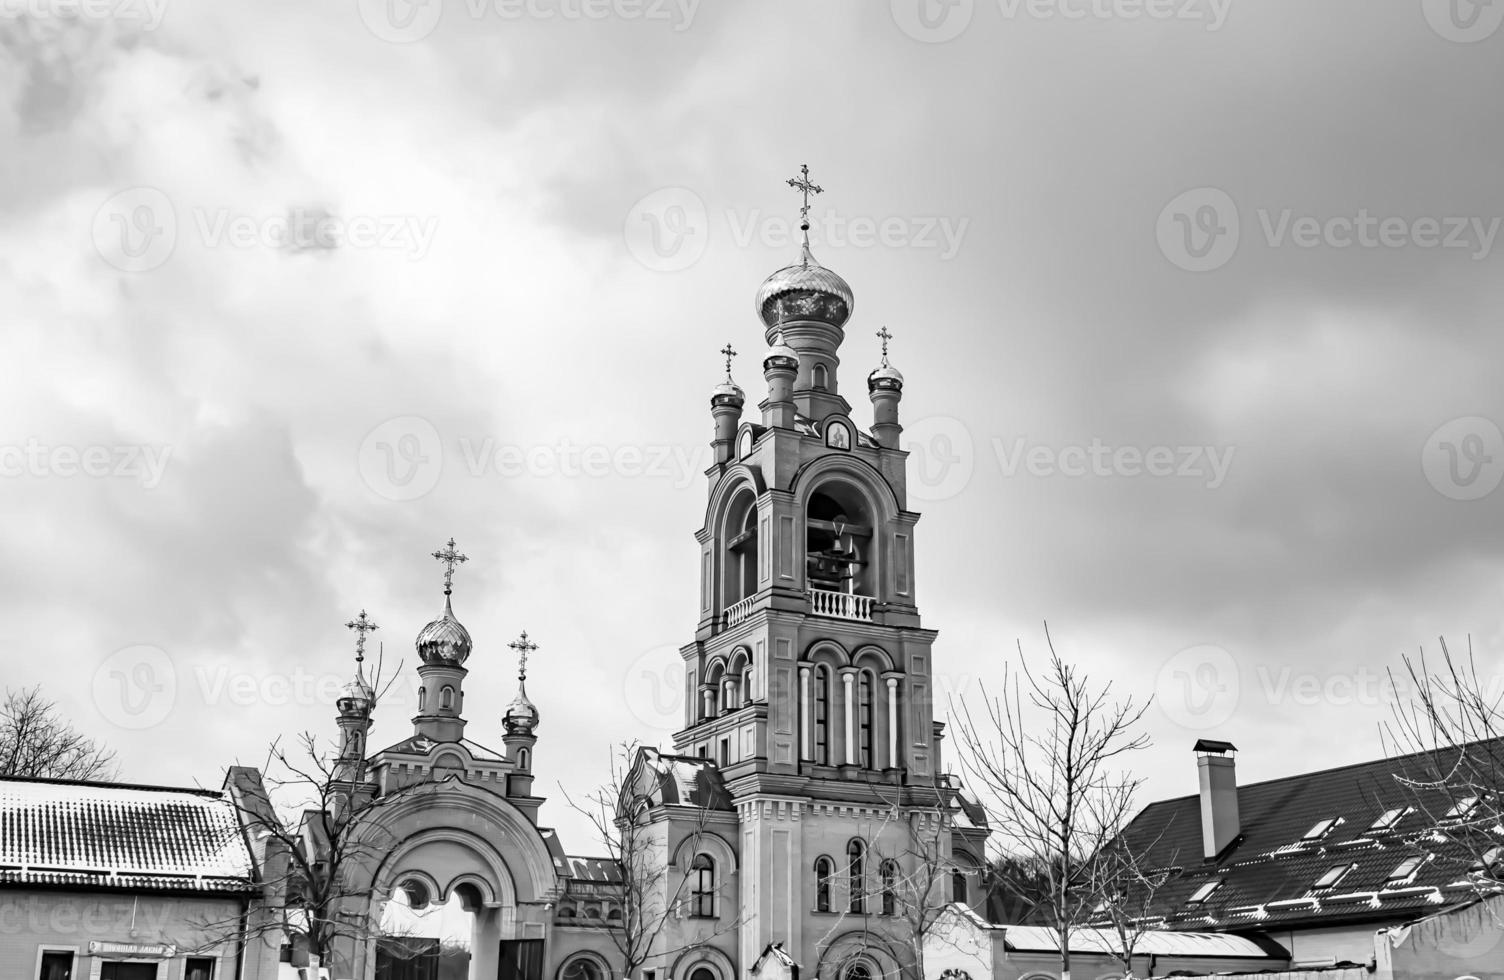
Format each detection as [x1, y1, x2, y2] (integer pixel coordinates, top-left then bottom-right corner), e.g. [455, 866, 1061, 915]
[626, 747, 733, 811]
[0, 776, 255, 894]
[944, 903, 1282, 958]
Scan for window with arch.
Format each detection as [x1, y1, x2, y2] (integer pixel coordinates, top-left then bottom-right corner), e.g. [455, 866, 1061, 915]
[814, 855, 834, 912]
[418, 686, 426, 710]
[517, 748, 530, 770]
[880, 859, 898, 916]
[858, 671, 874, 768]
[348, 731, 362, 756]
[844, 964, 872, 980]
[561, 956, 604, 980]
[690, 854, 716, 917]
[813, 363, 829, 390]
[690, 968, 717, 980]
[848, 839, 866, 913]
[952, 869, 968, 904]
[440, 685, 455, 709]
[813, 665, 831, 765]
[724, 493, 759, 610]
[704, 662, 724, 719]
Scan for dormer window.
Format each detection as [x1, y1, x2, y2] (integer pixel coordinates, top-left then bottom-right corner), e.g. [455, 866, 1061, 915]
[1386, 855, 1426, 886]
[1185, 880, 1221, 905]
[1369, 807, 1408, 832]
[1311, 863, 1355, 890]
[1301, 818, 1339, 843]
[1444, 796, 1481, 822]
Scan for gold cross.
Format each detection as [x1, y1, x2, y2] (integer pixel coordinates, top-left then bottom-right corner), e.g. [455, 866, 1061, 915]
[786, 163, 823, 230]
[345, 609, 379, 662]
[720, 343, 737, 378]
[509, 630, 539, 680]
[877, 326, 893, 359]
[432, 537, 468, 595]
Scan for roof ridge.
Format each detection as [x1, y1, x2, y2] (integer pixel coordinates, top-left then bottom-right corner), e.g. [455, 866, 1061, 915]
[0, 774, 224, 798]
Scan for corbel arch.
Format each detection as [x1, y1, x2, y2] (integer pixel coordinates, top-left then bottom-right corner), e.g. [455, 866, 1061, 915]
[671, 829, 739, 873]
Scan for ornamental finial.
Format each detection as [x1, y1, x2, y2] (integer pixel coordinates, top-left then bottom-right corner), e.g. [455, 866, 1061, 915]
[345, 609, 379, 663]
[785, 163, 823, 243]
[508, 630, 539, 681]
[431, 537, 468, 596]
[720, 342, 738, 381]
[877, 326, 893, 362]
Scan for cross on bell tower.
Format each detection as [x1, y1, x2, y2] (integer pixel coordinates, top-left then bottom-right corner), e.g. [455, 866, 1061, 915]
[432, 537, 468, 595]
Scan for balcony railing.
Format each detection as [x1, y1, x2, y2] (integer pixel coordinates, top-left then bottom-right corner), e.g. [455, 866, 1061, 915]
[808, 588, 874, 622]
[724, 595, 758, 627]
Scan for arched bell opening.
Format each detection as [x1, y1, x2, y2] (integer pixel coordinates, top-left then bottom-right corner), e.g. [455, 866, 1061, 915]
[806, 483, 875, 597]
[720, 490, 759, 611]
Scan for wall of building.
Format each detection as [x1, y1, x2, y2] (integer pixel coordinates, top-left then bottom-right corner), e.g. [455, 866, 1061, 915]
[0, 888, 268, 980]
[1261, 923, 1381, 968]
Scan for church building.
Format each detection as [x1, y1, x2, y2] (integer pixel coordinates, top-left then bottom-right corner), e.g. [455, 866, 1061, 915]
[1, 171, 988, 980]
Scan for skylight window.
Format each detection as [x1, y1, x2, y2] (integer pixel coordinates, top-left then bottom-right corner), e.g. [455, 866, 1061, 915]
[1185, 881, 1222, 905]
[1385, 855, 1425, 886]
[1301, 818, 1338, 842]
[1471, 846, 1502, 874]
[1311, 863, 1354, 890]
[1444, 797, 1481, 821]
[1369, 807, 1408, 832]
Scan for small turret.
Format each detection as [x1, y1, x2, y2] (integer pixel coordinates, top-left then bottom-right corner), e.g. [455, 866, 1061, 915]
[868, 326, 904, 450]
[503, 630, 541, 801]
[411, 539, 471, 743]
[711, 343, 745, 464]
[762, 329, 799, 430]
[333, 609, 379, 814]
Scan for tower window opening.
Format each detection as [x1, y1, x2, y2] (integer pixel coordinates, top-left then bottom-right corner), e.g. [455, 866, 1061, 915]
[813, 363, 829, 390]
[418, 686, 426, 710]
[952, 869, 968, 904]
[814, 665, 831, 765]
[858, 672, 874, 769]
[724, 495, 760, 610]
[881, 859, 898, 916]
[440, 686, 455, 710]
[814, 856, 834, 912]
[806, 488, 873, 595]
[848, 839, 866, 913]
[518, 748, 530, 771]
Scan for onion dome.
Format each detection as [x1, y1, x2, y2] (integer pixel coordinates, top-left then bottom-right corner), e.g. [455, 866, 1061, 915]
[868, 356, 904, 391]
[755, 243, 853, 329]
[416, 595, 473, 665]
[337, 666, 375, 717]
[711, 377, 745, 405]
[504, 681, 540, 736]
[764, 331, 799, 371]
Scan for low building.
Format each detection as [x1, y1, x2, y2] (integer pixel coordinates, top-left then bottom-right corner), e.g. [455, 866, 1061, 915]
[0, 775, 277, 980]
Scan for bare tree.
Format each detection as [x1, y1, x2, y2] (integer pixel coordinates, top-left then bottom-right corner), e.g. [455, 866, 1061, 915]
[1384, 636, 1504, 893]
[564, 741, 740, 980]
[949, 627, 1151, 980]
[1086, 830, 1177, 979]
[0, 685, 117, 780]
[982, 853, 1052, 924]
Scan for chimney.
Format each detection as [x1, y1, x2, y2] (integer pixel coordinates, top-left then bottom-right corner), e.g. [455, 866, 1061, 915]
[1195, 739, 1240, 859]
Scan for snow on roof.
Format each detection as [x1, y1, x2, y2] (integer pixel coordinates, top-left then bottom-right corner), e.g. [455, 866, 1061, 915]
[0, 776, 254, 891]
[946, 903, 1277, 959]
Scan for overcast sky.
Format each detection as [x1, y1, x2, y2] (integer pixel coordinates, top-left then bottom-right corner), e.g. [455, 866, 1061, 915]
[3, 0, 1504, 856]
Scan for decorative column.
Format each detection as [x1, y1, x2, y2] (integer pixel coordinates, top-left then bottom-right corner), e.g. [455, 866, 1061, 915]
[885, 675, 900, 768]
[841, 668, 857, 765]
[701, 686, 715, 720]
[724, 677, 736, 712]
[799, 666, 812, 761]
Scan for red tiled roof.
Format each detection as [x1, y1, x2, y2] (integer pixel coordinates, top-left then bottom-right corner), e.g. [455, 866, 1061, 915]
[1114, 740, 1504, 933]
[0, 776, 255, 893]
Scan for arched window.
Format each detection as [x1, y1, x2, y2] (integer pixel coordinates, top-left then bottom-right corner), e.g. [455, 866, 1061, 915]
[690, 854, 716, 917]
[690, 969, 717, 980]
[418, 686, 426, 710]
[725, 493, 759, 610]
[440, 686, 455, 709]
[806, 485, 874, 597]
[858, 671, 874, 768]
[952, 869, 968, 904]
[517, 748, 530, 771]
[844, 964, 871, 980]
[848, 839, 866, 913]
[881, 859, 898, 916]
[814, 856, 834, 912]
[813, 363, 829, 390]
[814, 666, 831, 765]
[560, 956, 602, 980]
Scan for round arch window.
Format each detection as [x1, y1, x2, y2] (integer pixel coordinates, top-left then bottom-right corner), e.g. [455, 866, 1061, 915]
[562, 957, 604, 980]
[689, 968, 718, 980]
[844, 963, 873, 980]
